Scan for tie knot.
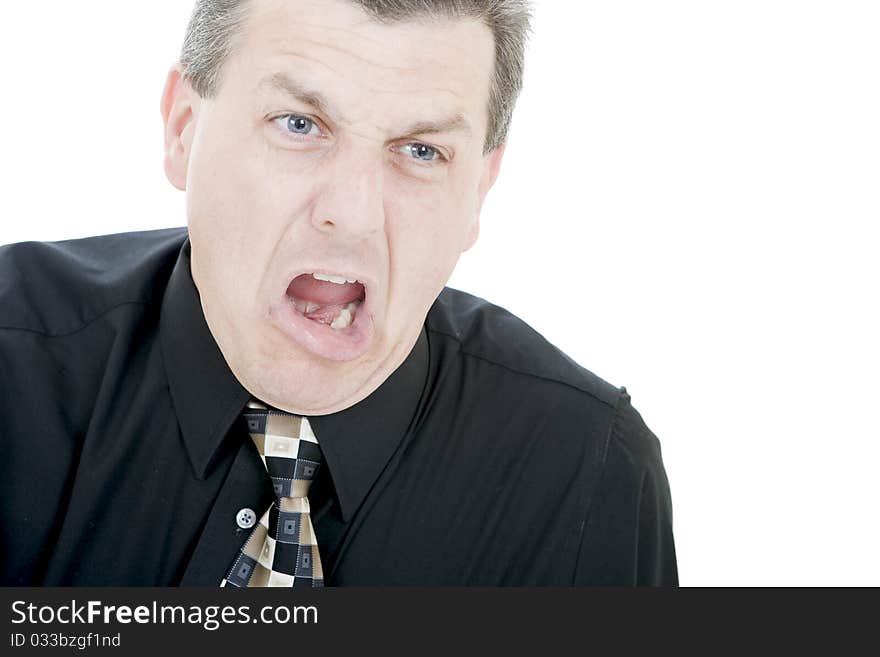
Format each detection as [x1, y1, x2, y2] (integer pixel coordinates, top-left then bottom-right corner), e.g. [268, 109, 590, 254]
[242, 399, 322, 500]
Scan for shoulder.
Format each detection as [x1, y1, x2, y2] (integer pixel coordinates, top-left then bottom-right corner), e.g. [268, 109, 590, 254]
[0, 227, 187, 335]
[424, 290, 675, 580]
[427, 286, 621, 408]
[426, 286, 664, 466]
[608, 388, 666, 477]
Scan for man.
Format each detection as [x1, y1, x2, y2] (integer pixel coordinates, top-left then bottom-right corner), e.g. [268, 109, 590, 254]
[0, 0, 676, 585]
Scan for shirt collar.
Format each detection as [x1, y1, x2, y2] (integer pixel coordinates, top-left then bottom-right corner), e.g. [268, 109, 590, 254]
[160, 236, 429, 521]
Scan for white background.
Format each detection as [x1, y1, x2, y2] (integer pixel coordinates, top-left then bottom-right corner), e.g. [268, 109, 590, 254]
[1, 1, 878, 586]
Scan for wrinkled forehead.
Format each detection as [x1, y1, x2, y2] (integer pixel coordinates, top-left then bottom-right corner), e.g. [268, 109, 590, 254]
[225, 0, 495, 132]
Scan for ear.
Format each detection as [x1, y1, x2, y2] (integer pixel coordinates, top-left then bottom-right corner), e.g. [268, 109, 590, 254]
[160, 64, 199, 191]
[463, 142, 506, 252]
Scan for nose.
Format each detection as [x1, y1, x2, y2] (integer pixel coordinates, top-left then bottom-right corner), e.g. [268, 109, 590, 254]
[310, 144, 385, 239]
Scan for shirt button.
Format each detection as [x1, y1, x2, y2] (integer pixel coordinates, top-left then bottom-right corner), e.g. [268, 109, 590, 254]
[236, 508, 256, 529]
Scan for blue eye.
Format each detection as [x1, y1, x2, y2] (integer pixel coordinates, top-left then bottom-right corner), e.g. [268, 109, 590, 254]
[409, 143, 438, 161]
[273, 114, 321, 138]
[286, 115, 315, 135]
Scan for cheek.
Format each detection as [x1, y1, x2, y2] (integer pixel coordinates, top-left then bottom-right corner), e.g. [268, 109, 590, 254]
[186, 125, 313, 270]
[385, 180, 476, 302]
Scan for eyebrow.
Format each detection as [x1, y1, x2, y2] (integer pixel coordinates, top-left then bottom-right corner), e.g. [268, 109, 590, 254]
[401, 115, 472, 139]
[261, 72, 335, 119]
[260, 71, 473, 139]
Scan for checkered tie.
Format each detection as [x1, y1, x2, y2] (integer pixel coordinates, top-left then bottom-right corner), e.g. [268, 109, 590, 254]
[221, 399, 324, 587]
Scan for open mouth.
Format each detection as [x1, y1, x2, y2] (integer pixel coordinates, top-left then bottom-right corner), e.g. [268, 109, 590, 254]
[272, 271, 374, 362]
[286, 272, 366, 330]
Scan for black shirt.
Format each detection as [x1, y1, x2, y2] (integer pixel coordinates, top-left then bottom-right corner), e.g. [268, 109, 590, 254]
[0, 228, 677, 585]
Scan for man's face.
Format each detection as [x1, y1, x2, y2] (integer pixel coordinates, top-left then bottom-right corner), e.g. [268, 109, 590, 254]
[161, 0, 504, 414]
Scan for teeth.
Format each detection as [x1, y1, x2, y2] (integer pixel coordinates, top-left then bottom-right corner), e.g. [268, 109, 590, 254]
[330, 308, 353, 329]
[291, 294, 363, 330]
[329, 301, 362, 330]
[312, 273, 355, 285]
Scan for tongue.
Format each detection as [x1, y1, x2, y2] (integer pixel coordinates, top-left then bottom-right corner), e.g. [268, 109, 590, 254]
[287, 274, 365, 306]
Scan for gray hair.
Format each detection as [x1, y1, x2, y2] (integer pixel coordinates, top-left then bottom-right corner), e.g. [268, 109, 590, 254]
[179, 0, 532, 153]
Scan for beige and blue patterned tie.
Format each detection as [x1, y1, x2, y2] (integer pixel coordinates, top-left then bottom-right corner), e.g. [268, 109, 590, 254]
[221, 399, 324, 587]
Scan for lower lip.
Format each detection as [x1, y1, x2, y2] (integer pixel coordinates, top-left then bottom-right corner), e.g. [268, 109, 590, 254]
[269, 293, 374, 362]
